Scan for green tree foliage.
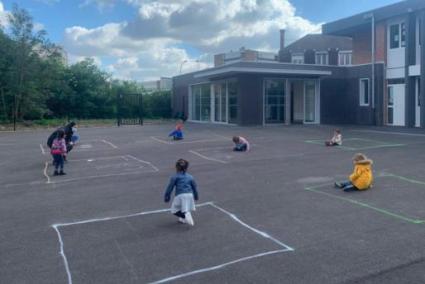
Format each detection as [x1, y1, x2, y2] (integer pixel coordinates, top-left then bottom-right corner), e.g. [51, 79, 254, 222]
[0, 5, 172, 123]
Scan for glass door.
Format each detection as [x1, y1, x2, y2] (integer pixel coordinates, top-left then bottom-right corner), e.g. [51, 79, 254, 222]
[228, 80, 238, 124]
[214, 82, 227, 123]
[264, 79, 285, 124]
[304, 80, 316, 123]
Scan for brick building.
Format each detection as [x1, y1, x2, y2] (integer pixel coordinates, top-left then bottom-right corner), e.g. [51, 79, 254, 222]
[172, 0, 425, 128]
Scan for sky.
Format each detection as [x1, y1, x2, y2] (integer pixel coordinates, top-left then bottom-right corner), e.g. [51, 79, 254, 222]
[0, 0, 401, 82]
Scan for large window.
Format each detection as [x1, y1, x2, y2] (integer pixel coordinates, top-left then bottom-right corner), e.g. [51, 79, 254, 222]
[390, 22, 406, 49]
[190, 84, 211, 121]
[338, 51, 352, 66]
[315, 52, 328, 65]
[304, 81, 316, 123]
[227, 80, 238, 124]
[214, 82, 227, 123]
[359, 78, 370, 106]
[264, 79, 285, 123]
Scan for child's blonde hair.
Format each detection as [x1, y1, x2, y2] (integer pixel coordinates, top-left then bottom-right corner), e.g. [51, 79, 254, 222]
[352, 153, 367, 162]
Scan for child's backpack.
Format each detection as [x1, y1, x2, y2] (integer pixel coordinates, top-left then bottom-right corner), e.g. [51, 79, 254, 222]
[51, 139, 63, 155]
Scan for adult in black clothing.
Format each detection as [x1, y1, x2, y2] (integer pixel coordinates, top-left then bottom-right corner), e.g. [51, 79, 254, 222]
[47, 121, 76, 153]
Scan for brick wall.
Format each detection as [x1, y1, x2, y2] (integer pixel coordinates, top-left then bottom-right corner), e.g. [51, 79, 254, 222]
[352, 22, 387, 65]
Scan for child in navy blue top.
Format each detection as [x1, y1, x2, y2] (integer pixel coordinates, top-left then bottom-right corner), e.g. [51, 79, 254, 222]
[164, 159, 199, 226]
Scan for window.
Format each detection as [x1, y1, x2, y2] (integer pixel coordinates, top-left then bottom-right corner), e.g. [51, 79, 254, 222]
[315, 52, 328, 65]
[227, 80, 238, 124]
[190, 84, 211, 121]
[401, 22, 406, 47]
[338, 51, 352, 66]
[359, 79, 370, 106]
[291, 54, 304, 64]
[388, 86, 394, 124]
[390, 24, 400, 49]
[264, 79, 285, 123]
[389, 22, 406, 49]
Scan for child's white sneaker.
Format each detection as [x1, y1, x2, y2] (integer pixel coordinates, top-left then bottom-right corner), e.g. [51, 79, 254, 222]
[185, 212, 194, 226]
[178, 218, 186, 224]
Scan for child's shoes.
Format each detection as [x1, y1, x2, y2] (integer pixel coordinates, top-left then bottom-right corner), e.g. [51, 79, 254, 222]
[59, 171, 66, 175]
[185, 212, 194, 226]
[54, 171, 59, 176]
[334, 182, 343, 188]
[178, 218, 186, 224]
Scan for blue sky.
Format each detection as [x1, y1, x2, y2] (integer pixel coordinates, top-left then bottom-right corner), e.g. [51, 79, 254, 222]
[0, 0, 401, 81]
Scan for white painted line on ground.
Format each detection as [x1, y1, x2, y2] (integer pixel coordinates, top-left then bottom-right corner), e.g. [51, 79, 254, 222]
[66, 156, 125, 162]
[352, 129, 425, 137]
[150, 136, 172, 145]
[53, 202, 293, 284]
[209, 203, 294, 251]
[126, 155, 160, 172]
[54, 202, 213, 227]
[189, 150, 228, 164]
[40, 144, 46, 155]
[179, 138, 227, 144]
[44, 162, 51, 184]
[101, 139, 118, 149]
[150, 249, 289, 284]
[52, 225, 73, 284]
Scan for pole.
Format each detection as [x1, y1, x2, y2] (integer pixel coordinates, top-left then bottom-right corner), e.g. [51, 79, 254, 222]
[13, 94, 16, 131]
[371, 14, 375, 111]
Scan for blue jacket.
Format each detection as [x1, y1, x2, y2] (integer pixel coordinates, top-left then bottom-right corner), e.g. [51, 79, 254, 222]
[164, 172, 198, 202]
[169, 129, 183, 139]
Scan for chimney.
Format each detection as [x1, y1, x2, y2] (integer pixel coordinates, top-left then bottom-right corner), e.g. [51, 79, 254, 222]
[280, 29, 286, 50]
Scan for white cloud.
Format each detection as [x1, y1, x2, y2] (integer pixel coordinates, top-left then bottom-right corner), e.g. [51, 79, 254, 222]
[0, 1, 10, 28]
[62, 0, 320, 81]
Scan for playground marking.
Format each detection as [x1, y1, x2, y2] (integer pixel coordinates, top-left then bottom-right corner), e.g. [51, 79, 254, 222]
[304, 174, 425, 224]
[52, 202, 293, 284]
[352, 129, 425, 137]
[43, 162, 51, 184]
[189, 150, 228, 164]
[126, 154, 159, 172]
[39, 144, 46, 155]
[304, 138, 404, 151]
[150, 136, 172, 145]
[150, 136, 227, 145]
[101, 139, 118, 149]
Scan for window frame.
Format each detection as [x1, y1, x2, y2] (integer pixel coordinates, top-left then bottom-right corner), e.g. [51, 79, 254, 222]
[315, 52, 328, 65]
[359, 78, 370, 107]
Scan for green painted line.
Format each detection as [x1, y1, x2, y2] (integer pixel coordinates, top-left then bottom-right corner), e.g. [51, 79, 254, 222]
[304, 139, 404, 151]
[380, 173, 425, 187]
[304, 185, 425, 225]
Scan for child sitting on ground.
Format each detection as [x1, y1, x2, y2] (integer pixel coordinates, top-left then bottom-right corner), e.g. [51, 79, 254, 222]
[164, 159, 199, 226]
[335, 153, 373, 192]
[169, 120, 184, 140]
[325, 129, 342, 146]
[50, 130, 67, 176]
[232, 136, 250, 152]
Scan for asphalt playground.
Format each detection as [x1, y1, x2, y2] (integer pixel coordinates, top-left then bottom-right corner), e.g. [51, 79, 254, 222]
[1, 122, 425, 284]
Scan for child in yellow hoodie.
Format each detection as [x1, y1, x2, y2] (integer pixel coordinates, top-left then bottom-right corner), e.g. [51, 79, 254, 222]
[335, 153, 373, 192]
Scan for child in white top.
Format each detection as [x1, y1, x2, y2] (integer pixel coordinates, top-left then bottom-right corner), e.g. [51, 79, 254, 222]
[325, 129, 342, 146]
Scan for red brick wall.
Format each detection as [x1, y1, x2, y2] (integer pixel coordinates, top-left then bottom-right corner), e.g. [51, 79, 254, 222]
[375, 22, 386, 63]
[352, 26, 372, 65]
[352, 22, 387, 65]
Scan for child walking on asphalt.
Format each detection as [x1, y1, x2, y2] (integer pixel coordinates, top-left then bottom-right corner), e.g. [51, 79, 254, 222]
[50, 130, 67, 176]
[164, 159, 199, 226]
[335, 153, 373, 192]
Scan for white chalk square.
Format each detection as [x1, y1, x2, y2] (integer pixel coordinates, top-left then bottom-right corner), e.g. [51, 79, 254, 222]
[53, 202, 293, 284]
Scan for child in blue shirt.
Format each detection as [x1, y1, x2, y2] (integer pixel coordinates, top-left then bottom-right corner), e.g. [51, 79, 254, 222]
[169, 120, 184, 140]
[164, 159, 199, 226]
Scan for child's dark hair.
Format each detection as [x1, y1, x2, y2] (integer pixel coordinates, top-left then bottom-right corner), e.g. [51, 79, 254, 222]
[335, 129, 341, 134]
[176, 159, 189, 173]
[57, 129, 65, 139]
[232, 136, 240, 143]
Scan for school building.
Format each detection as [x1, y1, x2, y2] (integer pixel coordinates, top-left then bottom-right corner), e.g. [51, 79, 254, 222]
[172, 0, 425, 127]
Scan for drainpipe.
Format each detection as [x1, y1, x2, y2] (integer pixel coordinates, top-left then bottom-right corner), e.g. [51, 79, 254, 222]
[365, 13, 376, 122]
